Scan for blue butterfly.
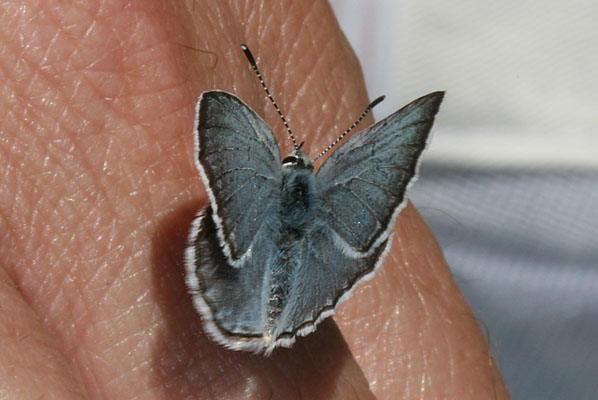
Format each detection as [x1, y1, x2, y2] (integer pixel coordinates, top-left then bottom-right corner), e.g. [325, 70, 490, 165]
[185, 45, 444, 355]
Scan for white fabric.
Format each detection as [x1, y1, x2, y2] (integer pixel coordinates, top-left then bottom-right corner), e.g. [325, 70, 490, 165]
[331, 0, 598, 168]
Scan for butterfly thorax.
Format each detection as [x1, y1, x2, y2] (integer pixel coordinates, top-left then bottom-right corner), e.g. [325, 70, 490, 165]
[279, 153, 316, 238]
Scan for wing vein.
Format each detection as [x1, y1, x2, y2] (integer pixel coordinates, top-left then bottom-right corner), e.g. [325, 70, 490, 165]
[349, 177, 400, 197]
[320, 206, 362, 244]
[212, 167, 276, 183]
[221, 179, 252, 205]
[204, 149, 275, 169]
[212, 95, 280, 161]
[205, 125, 274, 152]
[363, 118, 432, 145]
[346, 189, 384, 224]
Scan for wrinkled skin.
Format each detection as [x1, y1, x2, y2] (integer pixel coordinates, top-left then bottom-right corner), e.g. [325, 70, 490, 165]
[0, 0, 510, 398]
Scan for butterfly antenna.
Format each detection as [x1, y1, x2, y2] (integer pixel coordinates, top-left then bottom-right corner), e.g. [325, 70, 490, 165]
[311, 95, 385, 162]
[241, 44, 299, 152]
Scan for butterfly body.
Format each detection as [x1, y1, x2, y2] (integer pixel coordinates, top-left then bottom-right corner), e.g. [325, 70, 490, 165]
[279, 159, 316, 235]
[186, 90, 444, 354]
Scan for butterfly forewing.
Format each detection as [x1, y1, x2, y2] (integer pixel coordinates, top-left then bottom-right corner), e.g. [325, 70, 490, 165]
[316, 92, 444, 254]
[197, 91, 282, 263]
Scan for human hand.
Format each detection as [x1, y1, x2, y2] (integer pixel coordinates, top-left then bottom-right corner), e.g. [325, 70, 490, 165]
[0, 1, 509, 398]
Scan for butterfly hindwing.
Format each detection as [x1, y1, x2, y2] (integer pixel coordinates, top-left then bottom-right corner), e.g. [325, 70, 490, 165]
[275, 223, 390, 340]
[316, 92, 445, 254]
[196, 91, 282, 263]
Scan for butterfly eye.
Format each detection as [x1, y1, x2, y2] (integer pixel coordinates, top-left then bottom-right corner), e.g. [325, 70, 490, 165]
[282, 156, 298, 165]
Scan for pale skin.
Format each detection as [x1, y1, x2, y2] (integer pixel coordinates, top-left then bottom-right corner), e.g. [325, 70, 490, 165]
[0, 0, 510, 398]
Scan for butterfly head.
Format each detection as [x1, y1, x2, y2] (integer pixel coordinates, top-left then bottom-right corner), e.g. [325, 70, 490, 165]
[282, 150, 313, 171]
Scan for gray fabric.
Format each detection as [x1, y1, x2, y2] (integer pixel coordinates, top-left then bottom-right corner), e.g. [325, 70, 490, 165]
[410, 164, 598, 399]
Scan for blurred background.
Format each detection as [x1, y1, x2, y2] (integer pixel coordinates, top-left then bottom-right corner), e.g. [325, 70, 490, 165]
[329, 1, 598, 399]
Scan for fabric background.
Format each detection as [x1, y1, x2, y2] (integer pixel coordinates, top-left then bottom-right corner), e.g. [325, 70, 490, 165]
[330, 1, 598, 399]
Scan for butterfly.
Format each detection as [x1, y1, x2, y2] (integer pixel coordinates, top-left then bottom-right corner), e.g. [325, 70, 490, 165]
[185, 44, 444, 355]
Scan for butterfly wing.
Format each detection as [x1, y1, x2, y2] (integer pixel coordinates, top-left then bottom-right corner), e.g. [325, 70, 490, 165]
[186, 206, 279, 353]
[274, 223, 390, 343]
[195, 91, 282, 264]
[316, 91, 444, 255]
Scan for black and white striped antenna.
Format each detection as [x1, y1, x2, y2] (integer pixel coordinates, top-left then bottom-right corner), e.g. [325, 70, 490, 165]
[241, 44, 385, 161]
[311, 95, 385, 162]
[241, 44, 299, 152]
